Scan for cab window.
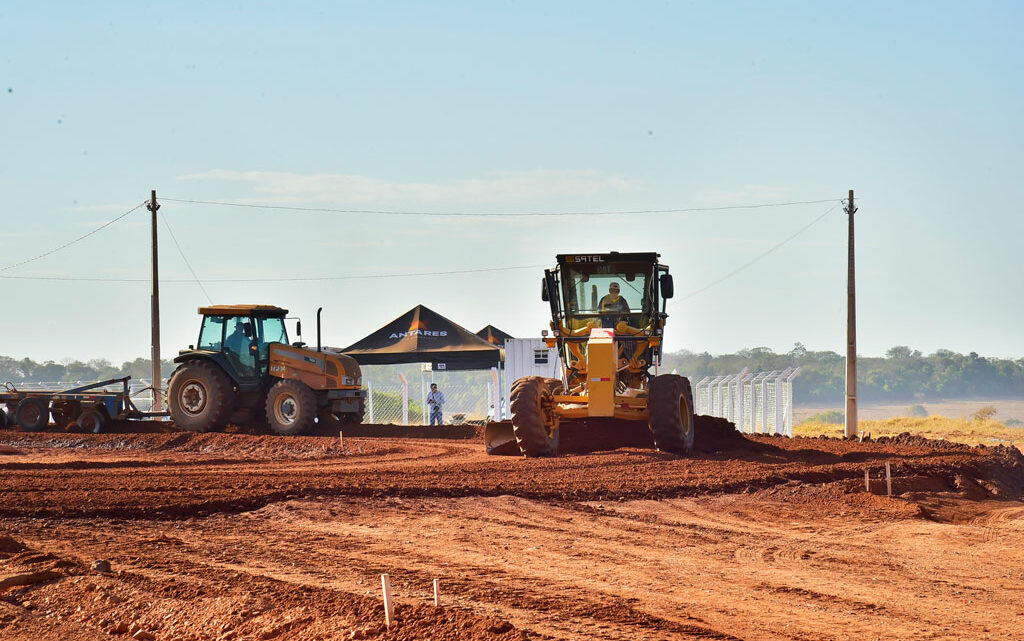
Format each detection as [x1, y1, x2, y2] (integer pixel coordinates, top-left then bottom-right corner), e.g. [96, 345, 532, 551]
[198, 316, 225, 351]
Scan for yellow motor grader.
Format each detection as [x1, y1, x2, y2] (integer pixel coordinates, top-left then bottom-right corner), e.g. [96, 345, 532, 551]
[168, 305, 364, 435]
[485, 252, 694, 456]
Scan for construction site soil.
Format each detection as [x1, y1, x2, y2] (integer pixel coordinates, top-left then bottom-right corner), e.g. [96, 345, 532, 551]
[2, 417, 1023, 640]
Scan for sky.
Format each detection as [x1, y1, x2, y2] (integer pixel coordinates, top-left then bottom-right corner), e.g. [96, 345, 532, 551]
[2, 1, 1023, 364]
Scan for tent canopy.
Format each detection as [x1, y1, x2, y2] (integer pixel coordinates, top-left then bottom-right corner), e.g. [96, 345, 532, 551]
[340, 304, 501, 370]
[476, 325, 514, 348]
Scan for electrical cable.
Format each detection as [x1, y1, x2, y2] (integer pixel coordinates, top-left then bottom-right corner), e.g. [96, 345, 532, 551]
[159, 211, 212, 303]
[676, 203, 842, 302]
[159, 196, 841, 218]
[0, 263, 550, 283]
[0, 201, 146, 272]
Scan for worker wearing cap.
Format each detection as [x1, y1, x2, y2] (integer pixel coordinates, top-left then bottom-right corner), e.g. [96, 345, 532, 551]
[599, 282, 630, 325]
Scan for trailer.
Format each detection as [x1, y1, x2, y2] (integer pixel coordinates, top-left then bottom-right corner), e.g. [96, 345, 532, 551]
[0, 377, 166, 433]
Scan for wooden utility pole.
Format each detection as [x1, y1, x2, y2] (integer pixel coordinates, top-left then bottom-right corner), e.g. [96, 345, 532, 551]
[147, 190, 162, 412]
[845, 189, 857, 438]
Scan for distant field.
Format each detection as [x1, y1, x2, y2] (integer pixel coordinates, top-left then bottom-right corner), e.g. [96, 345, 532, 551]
[795, 415, 1024, 451]
[794, 398, 1024, 423]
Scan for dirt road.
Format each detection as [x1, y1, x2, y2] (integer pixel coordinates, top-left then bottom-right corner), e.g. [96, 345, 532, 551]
[2, 420, 1023, 640]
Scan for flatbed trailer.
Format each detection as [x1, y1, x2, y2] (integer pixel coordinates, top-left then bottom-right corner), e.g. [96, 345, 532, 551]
[0, 377, 168, 433]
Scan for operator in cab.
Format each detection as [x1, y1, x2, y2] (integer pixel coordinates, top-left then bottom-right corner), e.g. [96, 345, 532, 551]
[599, 282, 630, 328]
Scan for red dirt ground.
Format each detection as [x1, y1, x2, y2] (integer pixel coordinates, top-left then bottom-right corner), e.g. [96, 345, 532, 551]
[2, 417, 1023, 640]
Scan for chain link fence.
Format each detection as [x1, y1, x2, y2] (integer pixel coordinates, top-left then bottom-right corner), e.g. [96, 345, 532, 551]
[363, 380, 497, 425]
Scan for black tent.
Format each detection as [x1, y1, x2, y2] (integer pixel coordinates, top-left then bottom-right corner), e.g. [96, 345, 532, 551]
[340, 304, 501, 371]
[476, 325, 514, 348]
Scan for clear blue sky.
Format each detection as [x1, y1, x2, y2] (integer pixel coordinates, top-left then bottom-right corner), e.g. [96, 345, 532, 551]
[2, 1, 1022, 364]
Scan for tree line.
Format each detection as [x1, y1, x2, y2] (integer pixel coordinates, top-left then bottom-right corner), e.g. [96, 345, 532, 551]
[0, 356, 176, 385]
[662, 344, 1024, 403]
[4, 344, 1023, 403]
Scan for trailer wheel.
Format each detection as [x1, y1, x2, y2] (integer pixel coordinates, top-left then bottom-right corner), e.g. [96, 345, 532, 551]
[510, 376, 560, 457]
[266, 379, 316, 436]
[648, 374, 695, 455]
[50, 400, 83, 430]
[15, 397, 50, 431]
[168, 361, 235, 433]
[78, 409, 107, 434]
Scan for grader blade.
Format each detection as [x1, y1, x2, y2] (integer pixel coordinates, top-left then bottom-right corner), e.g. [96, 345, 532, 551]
[484, 420, 519, 455]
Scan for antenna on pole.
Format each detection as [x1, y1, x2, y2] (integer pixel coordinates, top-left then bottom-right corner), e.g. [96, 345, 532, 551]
[147, 190, 162, 413]
[844, 189, 857, 438]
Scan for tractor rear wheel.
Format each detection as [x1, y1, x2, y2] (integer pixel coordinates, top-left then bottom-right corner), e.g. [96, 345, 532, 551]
[266, 379, 317, 436]
[648, 374, 695, 454]
[510, 376, 560, 457]
[168, 361, 235, 433]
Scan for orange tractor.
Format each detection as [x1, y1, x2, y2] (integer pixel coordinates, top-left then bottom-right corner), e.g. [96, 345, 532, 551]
[485, 252, 694, 456]
[168, 305, 364, 435]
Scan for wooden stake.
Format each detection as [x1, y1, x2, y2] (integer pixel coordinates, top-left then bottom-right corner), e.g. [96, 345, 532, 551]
[885, 461, 892, 497]
[864, 469, 870, 492]
[381, 574, 394, 628]
[339, 431, 343, 447]
[433, 578, 440, 607]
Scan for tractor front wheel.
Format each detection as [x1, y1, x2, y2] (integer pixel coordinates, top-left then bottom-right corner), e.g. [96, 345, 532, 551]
[266, 379, 317, 436]
[168, 361, 235, 433]
[648, 374, 695, 454]
[510, 376, 560, 457]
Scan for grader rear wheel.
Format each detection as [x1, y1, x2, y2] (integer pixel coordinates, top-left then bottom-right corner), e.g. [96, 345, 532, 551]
[648, 374, 695, 454]
[510, 376, 560, 457]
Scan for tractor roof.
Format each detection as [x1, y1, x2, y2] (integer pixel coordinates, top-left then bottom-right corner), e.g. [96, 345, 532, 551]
[198, 305, 288, 317]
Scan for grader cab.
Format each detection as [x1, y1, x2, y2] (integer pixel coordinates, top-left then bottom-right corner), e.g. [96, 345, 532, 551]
[485, 252, 694, 456]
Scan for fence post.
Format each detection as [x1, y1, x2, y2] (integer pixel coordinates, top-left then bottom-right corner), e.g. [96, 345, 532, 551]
[397, 372, 409, 426]
[491, 364, 499, 419]
[368, 381, 375, 424]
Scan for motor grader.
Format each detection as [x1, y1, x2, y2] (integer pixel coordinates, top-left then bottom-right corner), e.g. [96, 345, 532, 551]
[168, 305, 365, 435]
[485, 252, 694, 456]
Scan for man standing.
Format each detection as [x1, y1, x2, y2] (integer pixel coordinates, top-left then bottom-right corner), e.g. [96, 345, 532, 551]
[427, 383, 445, 425]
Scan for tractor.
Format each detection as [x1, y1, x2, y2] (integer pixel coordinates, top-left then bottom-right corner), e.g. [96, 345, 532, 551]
[485, 252, 694, 456]
[168, 305, 364, 435]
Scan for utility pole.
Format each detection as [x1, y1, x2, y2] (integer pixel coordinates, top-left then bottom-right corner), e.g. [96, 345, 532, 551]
[147, 190, 162, 412]
[845, 189, 857, 438]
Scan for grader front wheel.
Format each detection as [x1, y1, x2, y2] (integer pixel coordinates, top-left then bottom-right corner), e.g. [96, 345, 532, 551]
[510, 376, 561, 457]
[648, 374, 695, 454]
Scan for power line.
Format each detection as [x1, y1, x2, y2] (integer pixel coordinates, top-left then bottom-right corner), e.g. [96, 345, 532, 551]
[0, 263, 550, 283]
[0, 201, 146, 272]
[159, 211, 212, 303]
[677, 203, 841, 302]
[160, 196, 841, 218]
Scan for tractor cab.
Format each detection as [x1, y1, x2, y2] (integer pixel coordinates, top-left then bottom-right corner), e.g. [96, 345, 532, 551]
[190, 305, 291, 388]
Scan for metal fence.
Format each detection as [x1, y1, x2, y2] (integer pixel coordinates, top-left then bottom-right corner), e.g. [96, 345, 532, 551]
[694, 368, 800, 436]
[363, 378, 499, 425]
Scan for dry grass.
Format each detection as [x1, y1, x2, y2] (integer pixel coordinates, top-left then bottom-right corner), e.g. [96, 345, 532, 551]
[794, 415, 1024, 451]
